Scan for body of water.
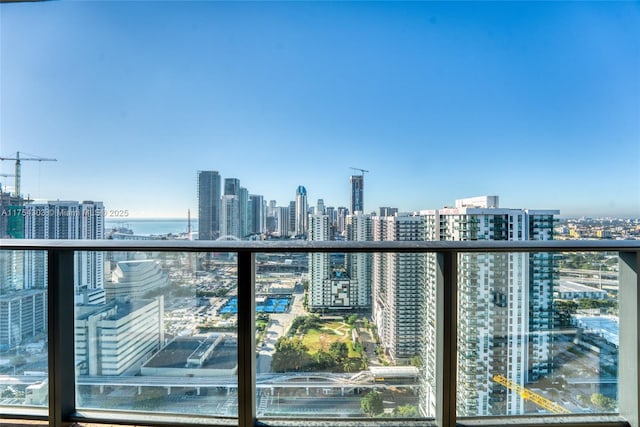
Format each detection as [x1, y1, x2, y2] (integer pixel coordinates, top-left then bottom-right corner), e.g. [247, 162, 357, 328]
[105, 219, 196, 236]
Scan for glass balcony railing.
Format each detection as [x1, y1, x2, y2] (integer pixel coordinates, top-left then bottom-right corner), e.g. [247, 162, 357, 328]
[0, 239, 638, 427]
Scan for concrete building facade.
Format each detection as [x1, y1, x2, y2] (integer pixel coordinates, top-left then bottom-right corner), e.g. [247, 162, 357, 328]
[75, 296, 164, 376]
[418, 196, 559, 417]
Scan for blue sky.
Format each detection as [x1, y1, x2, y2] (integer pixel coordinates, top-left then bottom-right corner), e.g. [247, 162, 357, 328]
[1, 1, 639, 218]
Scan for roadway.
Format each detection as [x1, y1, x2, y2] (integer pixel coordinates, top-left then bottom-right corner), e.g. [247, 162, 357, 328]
[257, 279, 306, 374]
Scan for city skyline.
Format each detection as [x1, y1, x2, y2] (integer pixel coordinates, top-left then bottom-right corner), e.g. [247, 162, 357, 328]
[1, 1, 639, 218]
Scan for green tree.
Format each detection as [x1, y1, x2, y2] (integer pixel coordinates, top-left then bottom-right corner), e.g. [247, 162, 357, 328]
[271, 337, 311, 372]
[343, 357, 364, 373]
[346, 314, 358, 326]
[361, 390, 384, 416]
[314, 350, 336, 370]
[590, 393, 617, 412]
[409, 354, 422, 367]
[555, 300, 578, 327]
[1, 388, 16, 398]
[329, 341, 349, 363]
[301, 315, 321, 332]
[394, 404, 419, 417]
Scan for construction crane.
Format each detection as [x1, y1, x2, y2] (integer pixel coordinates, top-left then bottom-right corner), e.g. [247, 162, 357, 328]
[0, 174, 14, 194]
[0, 152, 57, 197]
[349, 166, 369, 176]
[493, 374, 571, 414]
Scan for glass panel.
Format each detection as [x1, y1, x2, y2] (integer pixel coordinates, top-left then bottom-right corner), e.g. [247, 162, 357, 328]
[456, 251, 619, 417]
[75, 251, 238, 419]
[257, 252, 432, 419]
[0, 249, 48, 409]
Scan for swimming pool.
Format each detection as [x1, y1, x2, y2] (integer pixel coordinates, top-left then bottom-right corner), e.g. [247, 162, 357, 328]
[219, 296, 291, 314]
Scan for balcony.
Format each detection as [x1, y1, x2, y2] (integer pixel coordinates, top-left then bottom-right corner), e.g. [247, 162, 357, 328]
[0, 238, 639, 427]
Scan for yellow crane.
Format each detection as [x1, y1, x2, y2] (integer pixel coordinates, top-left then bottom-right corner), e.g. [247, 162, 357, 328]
[0, 151, 57, 197]
[493, 374, 571, 414]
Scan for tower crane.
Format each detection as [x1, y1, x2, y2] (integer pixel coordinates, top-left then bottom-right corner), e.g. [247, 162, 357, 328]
[493, 374, 571, 414]
[0, 174, 15, 193]
[349, 166, 369, 176]
[0, 152, 57, 197]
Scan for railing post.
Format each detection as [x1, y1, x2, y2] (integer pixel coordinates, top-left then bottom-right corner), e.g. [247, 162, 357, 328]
[237, 251, 256, 427]
[436, 251, 457, 427]
[619, 251, 639, 427]
[47, 249, 76, 426]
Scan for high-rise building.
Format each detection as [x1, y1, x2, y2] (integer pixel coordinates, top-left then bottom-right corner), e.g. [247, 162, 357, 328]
[239, 187, 249, 238]
[1, 200, 104, 351]
[0, 187, 24, 291]
[308, 212, 372, 311]
[197, 171, 221, 240]
[295, 186, 308, 237]
[372, 214, 425, 364]
[417, 196, 559, 417]
[275, 206, 289, 237]
[268, 200, 277, 216]
[220, 194, 240, 239]
[336, 207, 349, 236]
[0, 289, 46, 351]
[346, 213, 372, 308]
[23, 201, 104, 291]
[316, 199, 325, 215]
[224, 178, 240, 196]
[325, 206, 336, 240]
[308, 214, 332, 309]
[249, 194, 265, 235]
[0, 186, 24, 239]
[379, 206, 398, 217]
[350, 175, 364, 214]
[288, 201, 296, 237]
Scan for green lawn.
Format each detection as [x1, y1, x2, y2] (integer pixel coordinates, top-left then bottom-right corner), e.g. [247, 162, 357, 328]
[300, 320, 360, 357]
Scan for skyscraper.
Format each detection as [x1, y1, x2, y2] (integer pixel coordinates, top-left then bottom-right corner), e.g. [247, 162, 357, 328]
[372, 213, 425, 364]
[418, 196, 559, 417]
[239, 187, 249, 238]
[308, 211, 372, 311]
[224, 178, 240, 196]
[275, 206, 290, 237]
[220, 194, 240, 239]
[350, 174, 364, 214]
[308, 214, 332, 309]
[336, 207, 349, 237]
[346, 212, 372, 308]
[288, 201, 296, 237]
[197, 171, 221, 240]
[379, 206, 398, 217]
[23, 201, 104, 291]
[249, 194, 265, 235]
[295, 186, 308, 237]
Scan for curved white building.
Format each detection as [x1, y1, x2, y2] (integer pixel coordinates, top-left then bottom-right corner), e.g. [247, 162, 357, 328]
[105, 259, 169, 300]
